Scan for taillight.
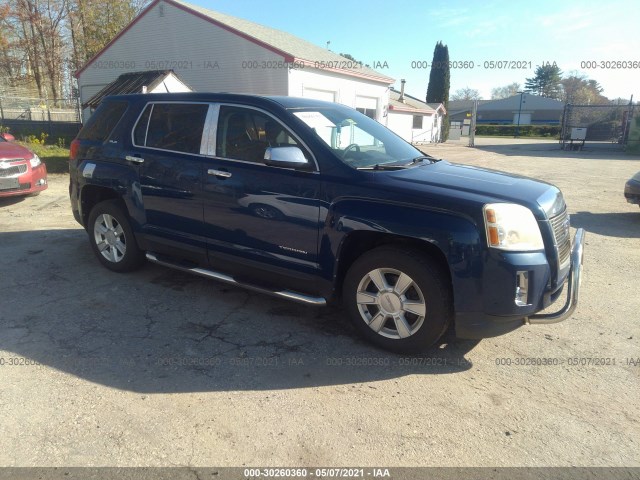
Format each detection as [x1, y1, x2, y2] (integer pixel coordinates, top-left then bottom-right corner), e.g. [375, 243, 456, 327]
[69, 139, 80, 161]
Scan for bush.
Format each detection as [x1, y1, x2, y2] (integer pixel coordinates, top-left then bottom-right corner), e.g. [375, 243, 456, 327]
[475, 124, 561, 138]
[23, 132, 49, 145]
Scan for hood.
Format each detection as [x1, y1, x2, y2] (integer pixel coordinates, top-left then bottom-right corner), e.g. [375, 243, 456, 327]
[0, 141, 35, 161]
[383, 161, 563, 218]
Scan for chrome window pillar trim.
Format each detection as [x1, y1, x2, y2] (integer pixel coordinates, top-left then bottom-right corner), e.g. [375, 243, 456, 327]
[130, 103, 153, 148]
[144, 104, 153, 146]
[200, 104, 219, 156]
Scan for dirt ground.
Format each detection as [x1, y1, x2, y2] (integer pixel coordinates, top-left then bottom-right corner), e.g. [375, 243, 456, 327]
[0, 137, 638, 468]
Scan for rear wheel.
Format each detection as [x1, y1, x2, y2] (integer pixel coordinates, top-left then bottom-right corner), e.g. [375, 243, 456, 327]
[343, 247, 452, 353]
[87, 200, 145, 272]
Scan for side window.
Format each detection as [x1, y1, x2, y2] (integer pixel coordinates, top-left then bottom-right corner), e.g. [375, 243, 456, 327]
[216, 106, 307, 163]
[133, 104, 152, 146]
[144, 103, 209, 154]
[78, 100, 128, 142]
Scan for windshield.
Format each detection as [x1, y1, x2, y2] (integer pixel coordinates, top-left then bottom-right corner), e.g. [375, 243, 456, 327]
[291, 106, 425, 169]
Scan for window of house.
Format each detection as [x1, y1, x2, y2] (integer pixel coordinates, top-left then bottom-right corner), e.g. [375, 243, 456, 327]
[412, 115, 423, 129]
[356, 107, 376, 119]
[216, 106, 306, 163]
[138, 103, 209, 154]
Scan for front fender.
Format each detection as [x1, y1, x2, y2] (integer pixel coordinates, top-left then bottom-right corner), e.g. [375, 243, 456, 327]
[321, 198, 485, 313]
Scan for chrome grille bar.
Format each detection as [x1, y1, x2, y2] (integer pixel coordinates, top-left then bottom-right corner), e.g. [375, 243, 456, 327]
[0, 164, 27, 178]
[550, 208, 571, 268]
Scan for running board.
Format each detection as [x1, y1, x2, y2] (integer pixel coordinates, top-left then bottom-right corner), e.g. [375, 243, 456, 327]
[145, 253, 327, 306]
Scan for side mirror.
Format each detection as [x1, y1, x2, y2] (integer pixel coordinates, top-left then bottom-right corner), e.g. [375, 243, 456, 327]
[1, 132, 15, 142]
[264, 146, 310, 169]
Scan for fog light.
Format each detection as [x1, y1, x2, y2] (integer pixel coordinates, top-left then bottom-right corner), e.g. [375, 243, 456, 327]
[515, 271, 530, 306]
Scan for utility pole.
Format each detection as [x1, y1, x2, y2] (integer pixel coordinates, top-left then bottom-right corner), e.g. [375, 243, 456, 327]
[515, 91, 525, 138]
[469, 99, 478, 147]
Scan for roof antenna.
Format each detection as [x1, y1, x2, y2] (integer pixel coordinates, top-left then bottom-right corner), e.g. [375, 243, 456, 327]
[326, 41, 330, 50]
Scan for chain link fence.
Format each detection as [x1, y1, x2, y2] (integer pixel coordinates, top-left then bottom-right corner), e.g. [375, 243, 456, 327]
[560, 103, 637, 151]
[0, 96, 83, 142]
[0, 96, 81, 123]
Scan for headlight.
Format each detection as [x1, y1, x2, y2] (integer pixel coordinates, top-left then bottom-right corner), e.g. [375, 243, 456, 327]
[29, 154, 41, 168]
[483, 203, 544, 251]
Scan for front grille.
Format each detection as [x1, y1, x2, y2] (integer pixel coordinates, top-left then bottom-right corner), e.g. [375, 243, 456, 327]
[0, 163, 27, 178]
[550, 208, 571, 268]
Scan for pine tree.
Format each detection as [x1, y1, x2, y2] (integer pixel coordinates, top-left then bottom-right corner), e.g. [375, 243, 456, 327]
[426, 41, 450, 141]
[525, 64, 563, 99]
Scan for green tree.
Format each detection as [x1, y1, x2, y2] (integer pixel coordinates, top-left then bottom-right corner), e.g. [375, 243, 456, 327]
[451, 87, 481, 101]
[67, 0, 148, 72]
[426, 41, 450, 141]
[525, 64, 563, 99]
[561, 73, 608, 105]
[491, 82, 520, 99]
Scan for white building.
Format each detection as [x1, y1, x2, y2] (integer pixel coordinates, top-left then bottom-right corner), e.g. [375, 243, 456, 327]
[83, 70, 192, 113]
[75, 0, 394, 121]
[386, 85, 446, 144]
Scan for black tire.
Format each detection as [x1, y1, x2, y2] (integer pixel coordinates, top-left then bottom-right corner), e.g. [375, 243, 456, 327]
[87, 199, 145, 273]
[342, 246, 452, 353]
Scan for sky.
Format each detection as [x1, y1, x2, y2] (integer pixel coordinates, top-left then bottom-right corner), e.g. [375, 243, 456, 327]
[192, 0, 639, 101]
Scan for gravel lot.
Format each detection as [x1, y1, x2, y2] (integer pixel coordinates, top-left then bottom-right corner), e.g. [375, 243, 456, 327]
[1, 138, 639, 468]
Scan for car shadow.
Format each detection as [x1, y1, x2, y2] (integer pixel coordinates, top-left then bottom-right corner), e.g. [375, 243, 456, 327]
[473, 142, 637, 160]
[1, 229, 478, 393]
[570, 211, 640, 238]
[0, 196, 26, 207]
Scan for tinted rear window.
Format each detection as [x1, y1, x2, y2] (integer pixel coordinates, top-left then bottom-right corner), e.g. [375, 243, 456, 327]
[79, 101, 128, 142]
[143, 103, 209, 154]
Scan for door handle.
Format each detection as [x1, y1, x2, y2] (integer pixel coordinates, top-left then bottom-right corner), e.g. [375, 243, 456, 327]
[125, 155, 144, 164]
[208, 169, 232, 178]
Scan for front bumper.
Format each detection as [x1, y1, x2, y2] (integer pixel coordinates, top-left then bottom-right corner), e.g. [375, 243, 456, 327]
[455, 228, 585, 338]
[525, 228, 585, 324]
[0, 163, 48, 197]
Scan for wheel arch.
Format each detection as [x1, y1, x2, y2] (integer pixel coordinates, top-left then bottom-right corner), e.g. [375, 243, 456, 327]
[80, 185, 123, 228]
[334, 231, 452, 300]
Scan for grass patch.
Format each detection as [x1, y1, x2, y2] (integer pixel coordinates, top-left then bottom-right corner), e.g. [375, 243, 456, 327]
[18, 142, 69, 174]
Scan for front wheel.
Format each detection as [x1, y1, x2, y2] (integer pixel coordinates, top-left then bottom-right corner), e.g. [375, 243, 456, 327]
[87, 199, 145, 273]
[343, 247, 452, 353]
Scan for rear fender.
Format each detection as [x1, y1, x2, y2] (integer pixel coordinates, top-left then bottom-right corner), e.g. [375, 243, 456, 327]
[76, 160, 144, 230]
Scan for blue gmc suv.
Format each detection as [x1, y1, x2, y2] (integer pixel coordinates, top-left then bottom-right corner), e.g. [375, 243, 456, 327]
[69, 93, 584, 352]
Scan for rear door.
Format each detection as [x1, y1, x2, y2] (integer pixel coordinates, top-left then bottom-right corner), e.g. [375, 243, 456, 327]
[129, 101, 212, 260]
[201, 104, 323, 287]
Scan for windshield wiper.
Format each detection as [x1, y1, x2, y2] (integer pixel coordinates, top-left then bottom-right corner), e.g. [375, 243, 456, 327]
[410, 155, 439, 164]
[356, 156, 440, 170]
[357, 163, 408, 171]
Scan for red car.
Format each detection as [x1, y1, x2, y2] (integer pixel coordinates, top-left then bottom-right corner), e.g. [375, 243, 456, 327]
[0, 132, 47, 197]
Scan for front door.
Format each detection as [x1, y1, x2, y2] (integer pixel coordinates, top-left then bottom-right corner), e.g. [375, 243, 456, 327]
[202, 104, 323, 285]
